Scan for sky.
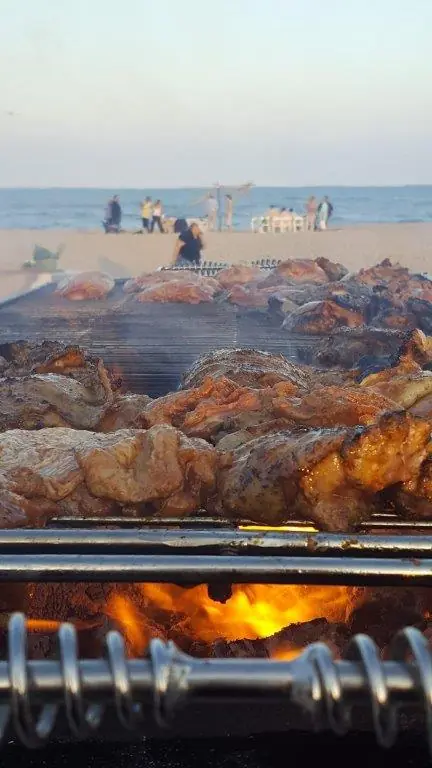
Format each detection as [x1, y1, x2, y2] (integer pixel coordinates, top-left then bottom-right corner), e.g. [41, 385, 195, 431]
[0, 0, 431, 187]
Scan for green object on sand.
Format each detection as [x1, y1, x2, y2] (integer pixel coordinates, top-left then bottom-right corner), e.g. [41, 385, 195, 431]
[22, 244, 64, 272]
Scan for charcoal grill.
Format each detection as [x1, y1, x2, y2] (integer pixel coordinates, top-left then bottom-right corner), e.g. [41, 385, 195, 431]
[1, 270, 432, 756]
[0, 515, 431, 754]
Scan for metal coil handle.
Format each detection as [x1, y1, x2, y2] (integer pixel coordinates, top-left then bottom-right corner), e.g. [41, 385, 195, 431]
[0, 614, 431, 754]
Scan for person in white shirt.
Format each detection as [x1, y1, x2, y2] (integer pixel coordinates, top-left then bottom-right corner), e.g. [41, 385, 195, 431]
[150, 200, 165, 233]
[206, 194, 218, 231]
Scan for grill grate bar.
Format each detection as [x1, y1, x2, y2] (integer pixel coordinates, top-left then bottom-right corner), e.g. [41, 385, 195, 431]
[0, 527, 431, 558]
[49, 514, 432, 530]
[0, 614, 431, 752]
[0, 553, 429, 585]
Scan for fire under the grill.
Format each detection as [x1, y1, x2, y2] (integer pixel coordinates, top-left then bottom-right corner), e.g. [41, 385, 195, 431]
[0, 259, 431, 753]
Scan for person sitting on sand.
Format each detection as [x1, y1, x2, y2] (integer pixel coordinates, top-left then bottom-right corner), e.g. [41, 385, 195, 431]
[172, 223, 204, 265]
[140, 197, 152, 233]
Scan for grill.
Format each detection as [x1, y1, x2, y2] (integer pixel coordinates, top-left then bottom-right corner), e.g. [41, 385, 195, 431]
[0, 273, 431, 759]
[0, 515, 431, 753]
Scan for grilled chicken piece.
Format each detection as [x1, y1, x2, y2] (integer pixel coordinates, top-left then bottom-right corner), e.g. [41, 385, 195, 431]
[272, 386, 400, 428]
[216, 412, 431, 531]
[124, 271, 220, 294]
[316, 327, 407, 370]
[352, 260, 432, 304]
[0, 374, 113, 431]
[55, 271, 115, 300]
[0, 425, 219, 526]
[135, 280, 216, 304]
[0, 341, 114, 393]
[0, 341, 118, 432]
[273, 258, 329, 284]
[282, 300, 364, 334]
[360, 361, 432, 409]
[142, 375, 387, 443]
[225, 284, 277, 308]
[140, 376, 297, 441]
[97, 394, 152, 431]
[216, 265, 263, 289]
[392, 459, 432, 520]
[315, 257, 349, 282]
[181, 349, 312, 390]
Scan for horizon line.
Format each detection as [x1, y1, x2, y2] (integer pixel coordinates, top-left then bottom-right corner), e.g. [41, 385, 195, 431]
[0, 183, 431, 191]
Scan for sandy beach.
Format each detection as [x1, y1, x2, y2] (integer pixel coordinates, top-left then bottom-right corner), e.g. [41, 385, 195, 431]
[0, 223, 431, 301]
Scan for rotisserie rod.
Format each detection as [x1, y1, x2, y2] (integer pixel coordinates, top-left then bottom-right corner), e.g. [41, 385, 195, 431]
[0, 614, 431, 753]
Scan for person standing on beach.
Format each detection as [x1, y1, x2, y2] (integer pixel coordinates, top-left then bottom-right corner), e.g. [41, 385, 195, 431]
[206, 194, 218, 231]
[224, 194, 233, 230]
[151, 199, 165, 233]
[103, 195, 122, 232]
[172, 223, 204, 265]
[140, 196, 152, 233]
[305, 195, 317, 230]
[316, 196, 333, 230]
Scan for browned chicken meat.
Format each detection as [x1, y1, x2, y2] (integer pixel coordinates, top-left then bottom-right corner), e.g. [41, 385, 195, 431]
[181, 348, 312, 389]
[140, 376, 298, 441]
[135, 280, 216, 304]
[0, 344, 115, 431]
[273, 258, 329, 284]
[0, 425, 220, 526]
[55, 272, 115, 300]
[316, 327, 408, 370]
[225, 284, 276, 308]
[216, 265, 263, 289]
[282, 300, 364, 334]
[394, 459, 432, 519]
[216, 412, 431, 531]
[124, 271, 220, 295]
[315, 257, 349, 282]
[97, 393, 152, 431]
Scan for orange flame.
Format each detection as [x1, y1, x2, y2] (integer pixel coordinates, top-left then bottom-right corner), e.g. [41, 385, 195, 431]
[107, 583, 363, 657]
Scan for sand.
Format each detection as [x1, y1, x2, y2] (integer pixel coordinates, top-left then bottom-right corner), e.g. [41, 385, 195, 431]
[0, 223, 431, 301]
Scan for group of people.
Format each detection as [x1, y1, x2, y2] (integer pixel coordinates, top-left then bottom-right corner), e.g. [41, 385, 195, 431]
[102, 195, 166, 234]
[140, 197, 165, 233]
[265, 196, 334, 231]
[204, 193, 233, 230]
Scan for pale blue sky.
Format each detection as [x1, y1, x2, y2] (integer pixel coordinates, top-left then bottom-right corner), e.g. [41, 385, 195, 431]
[0, 0, 431, 186]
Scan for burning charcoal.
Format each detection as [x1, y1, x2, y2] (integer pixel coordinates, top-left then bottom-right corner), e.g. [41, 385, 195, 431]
[349, 589, 426, 649]
[198, 619, 349, 659]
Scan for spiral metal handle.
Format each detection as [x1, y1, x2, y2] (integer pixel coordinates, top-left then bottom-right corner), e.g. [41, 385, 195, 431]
[296, 626, 432, 753]
[0, 614, 431, 754]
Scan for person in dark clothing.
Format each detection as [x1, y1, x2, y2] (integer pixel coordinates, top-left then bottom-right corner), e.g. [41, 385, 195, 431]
[172, 223, 204, 265]
[103, 195, 122, 233]
[174, 217, 188, 234]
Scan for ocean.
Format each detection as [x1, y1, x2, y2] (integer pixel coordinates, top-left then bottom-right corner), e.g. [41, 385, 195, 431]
[0, 186, 431, 231]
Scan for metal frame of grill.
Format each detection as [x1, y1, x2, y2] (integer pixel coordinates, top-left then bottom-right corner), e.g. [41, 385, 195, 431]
[0, 516, 431, 753]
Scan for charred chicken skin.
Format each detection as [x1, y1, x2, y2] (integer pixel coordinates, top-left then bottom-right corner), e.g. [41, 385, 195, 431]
[216, 412, 431, 531]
